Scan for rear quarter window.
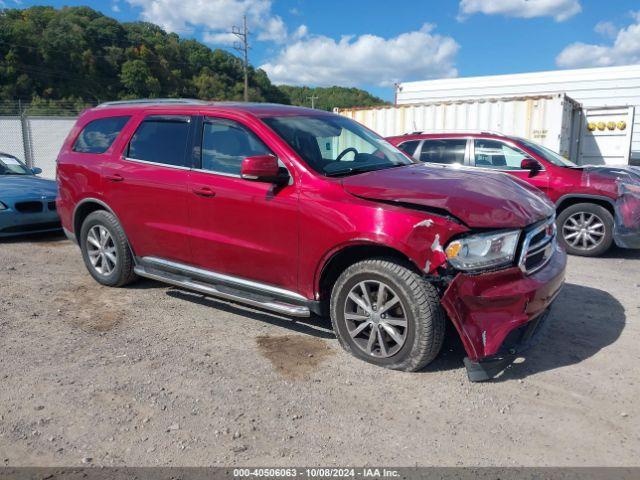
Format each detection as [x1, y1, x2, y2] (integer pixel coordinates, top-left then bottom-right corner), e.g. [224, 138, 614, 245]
[73, 116, 131, 154]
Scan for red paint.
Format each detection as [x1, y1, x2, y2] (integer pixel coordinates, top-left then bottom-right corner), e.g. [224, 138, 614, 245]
[57, 103, 566, 364]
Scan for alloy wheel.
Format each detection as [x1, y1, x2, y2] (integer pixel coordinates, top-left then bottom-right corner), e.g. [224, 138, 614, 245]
[562, 212, 605, 251]
[86, 225, 117, 275]
[343, 280, 408, 358]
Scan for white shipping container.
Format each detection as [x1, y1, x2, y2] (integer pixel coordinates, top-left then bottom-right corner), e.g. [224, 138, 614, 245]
[336, 93, 582, 160]
[394, 65, 640, 166]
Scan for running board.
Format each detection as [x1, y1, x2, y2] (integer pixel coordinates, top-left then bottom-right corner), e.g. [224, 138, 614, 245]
[133, 264, 311, 317]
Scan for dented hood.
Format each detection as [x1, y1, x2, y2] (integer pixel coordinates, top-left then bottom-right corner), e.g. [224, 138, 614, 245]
[341, 164, 554, 228]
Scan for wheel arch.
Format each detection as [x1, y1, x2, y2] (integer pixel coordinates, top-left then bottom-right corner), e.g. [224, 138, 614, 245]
[555, 194, 616, 218]
[73, 198, 135, 255]
[316, 242, 420, 305]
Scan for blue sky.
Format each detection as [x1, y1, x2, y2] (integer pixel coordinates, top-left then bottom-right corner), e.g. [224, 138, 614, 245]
[6, 0, 640, 100]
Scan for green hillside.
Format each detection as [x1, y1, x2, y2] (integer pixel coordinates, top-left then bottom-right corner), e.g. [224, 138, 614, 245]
[0, 6, 388, 113]
[278, 85, 389, 111]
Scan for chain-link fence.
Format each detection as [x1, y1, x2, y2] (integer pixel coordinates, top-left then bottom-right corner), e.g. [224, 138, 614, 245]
[0, 100, 96, 179]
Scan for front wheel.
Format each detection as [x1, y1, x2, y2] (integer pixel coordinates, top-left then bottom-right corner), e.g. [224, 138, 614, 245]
[557, 203, 614, 257]
[330, 259, 445, 372]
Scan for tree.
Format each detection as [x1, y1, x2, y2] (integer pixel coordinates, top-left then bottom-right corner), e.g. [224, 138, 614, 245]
[277, 85, 389, 111]
[0, 6, 290, 107]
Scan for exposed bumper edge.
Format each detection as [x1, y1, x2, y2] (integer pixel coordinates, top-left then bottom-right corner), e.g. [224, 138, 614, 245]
[463, 308, 552, 382]
[441, 244, 566, 365]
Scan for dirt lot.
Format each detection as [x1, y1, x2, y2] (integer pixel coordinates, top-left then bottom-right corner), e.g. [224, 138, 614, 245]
[1, 233, 639, 467]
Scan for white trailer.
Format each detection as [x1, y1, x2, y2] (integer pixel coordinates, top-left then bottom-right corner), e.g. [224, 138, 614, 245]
[336, 93, 583, 161]
[392, 65, 640, 166]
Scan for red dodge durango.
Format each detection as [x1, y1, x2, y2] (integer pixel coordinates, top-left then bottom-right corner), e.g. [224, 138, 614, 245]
[57, 100, 566, 381]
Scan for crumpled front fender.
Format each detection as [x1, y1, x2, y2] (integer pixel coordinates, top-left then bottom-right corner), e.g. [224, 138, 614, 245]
[440, 244, 567, 361]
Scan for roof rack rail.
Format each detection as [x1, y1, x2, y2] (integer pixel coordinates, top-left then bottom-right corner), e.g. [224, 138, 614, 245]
[96, 98, 208, 108]
[405, 129, 508, 136]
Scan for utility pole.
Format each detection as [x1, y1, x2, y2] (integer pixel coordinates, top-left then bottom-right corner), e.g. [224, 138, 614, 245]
[307, 95, 319, 109]
[232, 15, 250, 102]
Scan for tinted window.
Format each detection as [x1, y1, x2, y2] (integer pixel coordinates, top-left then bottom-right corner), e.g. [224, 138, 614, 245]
[420, 139, 466, 164]
[73, 116, 130, 154]
[474, 139, 528, 170]
[201, 118, 271, 175]
[398, 140, 420, 157]
[128, 118, 190, 167]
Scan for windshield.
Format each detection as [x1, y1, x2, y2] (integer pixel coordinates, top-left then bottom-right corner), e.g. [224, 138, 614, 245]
[0, 155, 32, 175]
[516, 138, 577, 168]
[263, 115, 415, 177]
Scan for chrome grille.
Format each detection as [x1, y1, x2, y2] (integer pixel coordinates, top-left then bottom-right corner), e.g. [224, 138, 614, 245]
[519, 216, 556, 275]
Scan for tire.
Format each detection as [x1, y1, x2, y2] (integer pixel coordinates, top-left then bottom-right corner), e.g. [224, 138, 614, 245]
[557, 203, 614, 257]
[79, 210, 138, 287]
[330, 259, 445, 372]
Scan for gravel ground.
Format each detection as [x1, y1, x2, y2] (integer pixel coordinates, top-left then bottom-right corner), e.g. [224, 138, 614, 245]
[1, 233, 639, 467]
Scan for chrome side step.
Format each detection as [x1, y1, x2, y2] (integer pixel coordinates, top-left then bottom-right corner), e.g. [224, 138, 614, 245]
[134, 264, 311, 318]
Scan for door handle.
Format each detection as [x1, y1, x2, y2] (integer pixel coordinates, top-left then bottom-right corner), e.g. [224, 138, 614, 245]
[105, 174, 124, 182]
[192, 187, 216, 198]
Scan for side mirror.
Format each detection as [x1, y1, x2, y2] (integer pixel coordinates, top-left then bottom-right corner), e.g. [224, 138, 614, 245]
[31, 167, 43, 175]
[241, 155, 289, 185]
[520, 158, 542, 171]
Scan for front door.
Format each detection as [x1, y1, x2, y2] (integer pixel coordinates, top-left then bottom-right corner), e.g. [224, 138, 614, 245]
[471, 138, 551, 195]
[187, 115, 299, 292]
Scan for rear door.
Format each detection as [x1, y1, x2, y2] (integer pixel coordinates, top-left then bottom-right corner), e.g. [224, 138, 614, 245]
[187, 114, 299, 291]
[470, 138, 551, 195]
[102, 112, 194, 263]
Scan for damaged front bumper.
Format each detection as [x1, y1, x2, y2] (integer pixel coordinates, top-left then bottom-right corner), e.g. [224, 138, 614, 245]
[440, 243, 567, 381]
[614, 182, 640, 249]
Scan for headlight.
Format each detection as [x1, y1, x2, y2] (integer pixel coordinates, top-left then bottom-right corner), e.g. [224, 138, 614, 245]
[445, 230, 520, 272]
[0, 201, 7, 211]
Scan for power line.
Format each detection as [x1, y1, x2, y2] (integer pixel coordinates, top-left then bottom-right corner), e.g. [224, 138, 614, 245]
[307, 95, 319, 109]
[231, 15, 250, 102]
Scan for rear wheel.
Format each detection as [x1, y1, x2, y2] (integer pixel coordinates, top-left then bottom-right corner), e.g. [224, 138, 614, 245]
[557, 203, 614, 257]
[330, 259, 445, 372]
[80, 210, 137, 287]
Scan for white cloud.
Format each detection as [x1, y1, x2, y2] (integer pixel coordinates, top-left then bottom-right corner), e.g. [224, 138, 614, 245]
[260, 24, 459, 87]
[594, 21, 617, 39]
[257, 16, 288, 43]
[126, 0, 271, 34]
[202, 32, 237, 46]
[458, 0, 581, 22]
[556, 12, 640, 68]
[127, 0, 306, 48]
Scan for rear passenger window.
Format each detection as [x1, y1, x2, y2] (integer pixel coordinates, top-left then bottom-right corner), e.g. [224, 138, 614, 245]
[420, 139, 467, 164]
[127, 117, 191, 168]
[474, 139, 528, 170]
[201, 118, 271, 175]
[73, 116, 130, 154]
[397, 140, 420, 157]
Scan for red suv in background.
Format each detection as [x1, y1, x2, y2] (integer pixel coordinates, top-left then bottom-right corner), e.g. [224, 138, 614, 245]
[388, 132, 640, 257]
[57, 100, 566, 381]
